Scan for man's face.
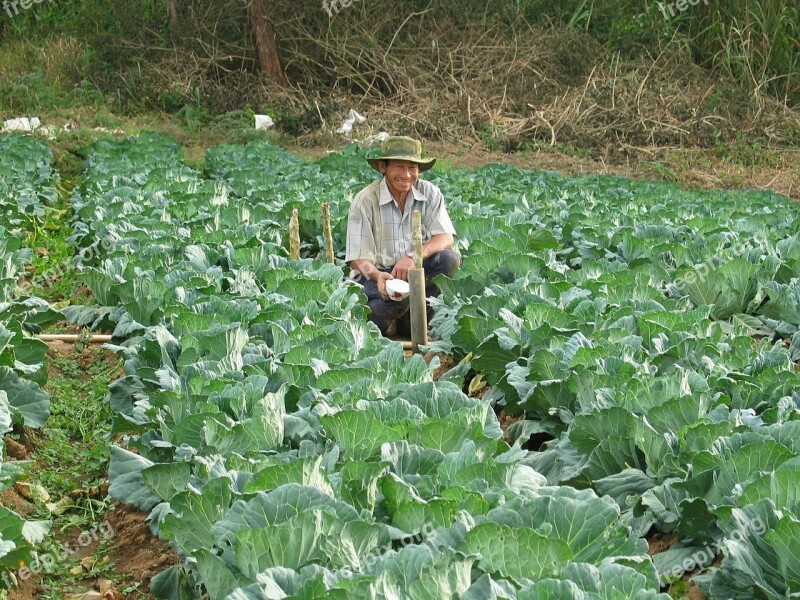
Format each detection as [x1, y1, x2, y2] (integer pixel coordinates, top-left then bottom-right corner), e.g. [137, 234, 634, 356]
[380, 160, 419, 197]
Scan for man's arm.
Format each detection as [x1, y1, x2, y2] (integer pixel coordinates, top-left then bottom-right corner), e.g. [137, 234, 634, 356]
[421, 232, 454, 259]
[350, 258, 393, 299]
[390, 233, 454, 281]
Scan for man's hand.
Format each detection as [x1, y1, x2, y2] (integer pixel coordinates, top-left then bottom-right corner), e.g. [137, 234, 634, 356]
[391, 256, 416, 281]
[350, 259, 396, 299]
[375, 271, 393, 300]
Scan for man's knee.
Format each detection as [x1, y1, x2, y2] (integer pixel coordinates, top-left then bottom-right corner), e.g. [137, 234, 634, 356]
[425, 249, 461, 277]
[367, 298, 408, 322]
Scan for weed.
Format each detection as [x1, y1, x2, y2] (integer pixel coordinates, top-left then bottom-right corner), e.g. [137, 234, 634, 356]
[122, 581, 142, 594]
[643, 160, 679, 182]
[432, 157, 455, 173]
[668, 579, 688, 598]
[477, 123, 505, 152]
[23, 229, 84, 303]
[31, 525, 119, 599]
[713, 134, 778, 168]
[18, 131, 96, 304]
[32, 347, 117, 499]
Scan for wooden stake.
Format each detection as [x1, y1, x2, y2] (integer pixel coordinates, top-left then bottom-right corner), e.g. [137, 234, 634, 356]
[412, 210, 423, 270]
[409, 210, 427, 353]
[322, 202, 335, 264]
[289, 207, 300, 260]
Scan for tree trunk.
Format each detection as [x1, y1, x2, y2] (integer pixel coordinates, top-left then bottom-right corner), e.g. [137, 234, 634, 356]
[166, 0, 179, 31]
[249, 0, 288, 85]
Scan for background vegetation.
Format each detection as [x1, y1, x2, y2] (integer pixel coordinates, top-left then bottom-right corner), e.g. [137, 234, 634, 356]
[0, 1, 798, 155]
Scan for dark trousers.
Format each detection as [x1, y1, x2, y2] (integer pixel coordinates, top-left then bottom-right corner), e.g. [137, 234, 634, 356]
[355, 249, 460, 336]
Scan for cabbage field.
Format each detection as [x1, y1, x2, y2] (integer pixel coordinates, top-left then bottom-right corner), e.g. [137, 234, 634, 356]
[3, 131, 800, 599]
[0, 135, 61, 590]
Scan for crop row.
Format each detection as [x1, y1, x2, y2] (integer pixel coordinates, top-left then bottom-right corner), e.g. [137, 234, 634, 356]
[0, 134, 62, 590]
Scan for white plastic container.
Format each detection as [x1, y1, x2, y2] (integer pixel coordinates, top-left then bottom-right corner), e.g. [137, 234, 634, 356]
[386, 279, 410, 301]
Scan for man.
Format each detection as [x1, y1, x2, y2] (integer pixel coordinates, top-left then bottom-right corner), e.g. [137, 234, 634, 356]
[346, 135, 460, 336]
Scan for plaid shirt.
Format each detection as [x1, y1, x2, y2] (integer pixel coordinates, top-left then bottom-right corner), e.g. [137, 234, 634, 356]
[345, 178, 456, 270]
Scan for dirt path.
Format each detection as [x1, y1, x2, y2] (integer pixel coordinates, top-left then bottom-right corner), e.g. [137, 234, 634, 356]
[5, 341, 177, 600]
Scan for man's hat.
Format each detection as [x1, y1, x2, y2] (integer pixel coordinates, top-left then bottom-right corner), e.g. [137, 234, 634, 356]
[366, 136, 436, 172]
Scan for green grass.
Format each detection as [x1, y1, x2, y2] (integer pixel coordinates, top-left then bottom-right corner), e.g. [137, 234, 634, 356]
[668, 580, 688, 598]
[33, 348, 116, 507]
[23, 223, 85, 305]
[21, 129, 94, 305]
[20, 347, 124, 598]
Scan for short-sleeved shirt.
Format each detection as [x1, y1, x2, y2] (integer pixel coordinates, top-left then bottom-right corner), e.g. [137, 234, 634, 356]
[345, 178, 456, 270]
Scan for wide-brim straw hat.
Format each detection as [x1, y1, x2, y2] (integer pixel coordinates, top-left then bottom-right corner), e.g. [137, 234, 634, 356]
[366, 136, 436, 172]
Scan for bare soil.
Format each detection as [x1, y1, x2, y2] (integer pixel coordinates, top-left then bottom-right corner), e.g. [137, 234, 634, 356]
[684, 584, 708, 600]
[648, 532, 677, 556]
[104, 503, 180, 598]
[496, 410, 524, 444]
[427, 352, 455, 381]
[4, 487, 176, 600]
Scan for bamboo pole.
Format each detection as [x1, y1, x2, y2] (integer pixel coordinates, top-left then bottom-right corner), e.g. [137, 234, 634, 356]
[413, 210, 423, 270]
[289, 207, 300, 260]
[38, 334, 112, 343]
[321, 202, 335, 263]
[409, 211, 427, 353]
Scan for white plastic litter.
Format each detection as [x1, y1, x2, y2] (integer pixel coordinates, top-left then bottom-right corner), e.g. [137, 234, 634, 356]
[39, 125, 58, 140]
[254, 114, 275, 130]
[3, 117, 42, 132]
[337, 108, 366, 134]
